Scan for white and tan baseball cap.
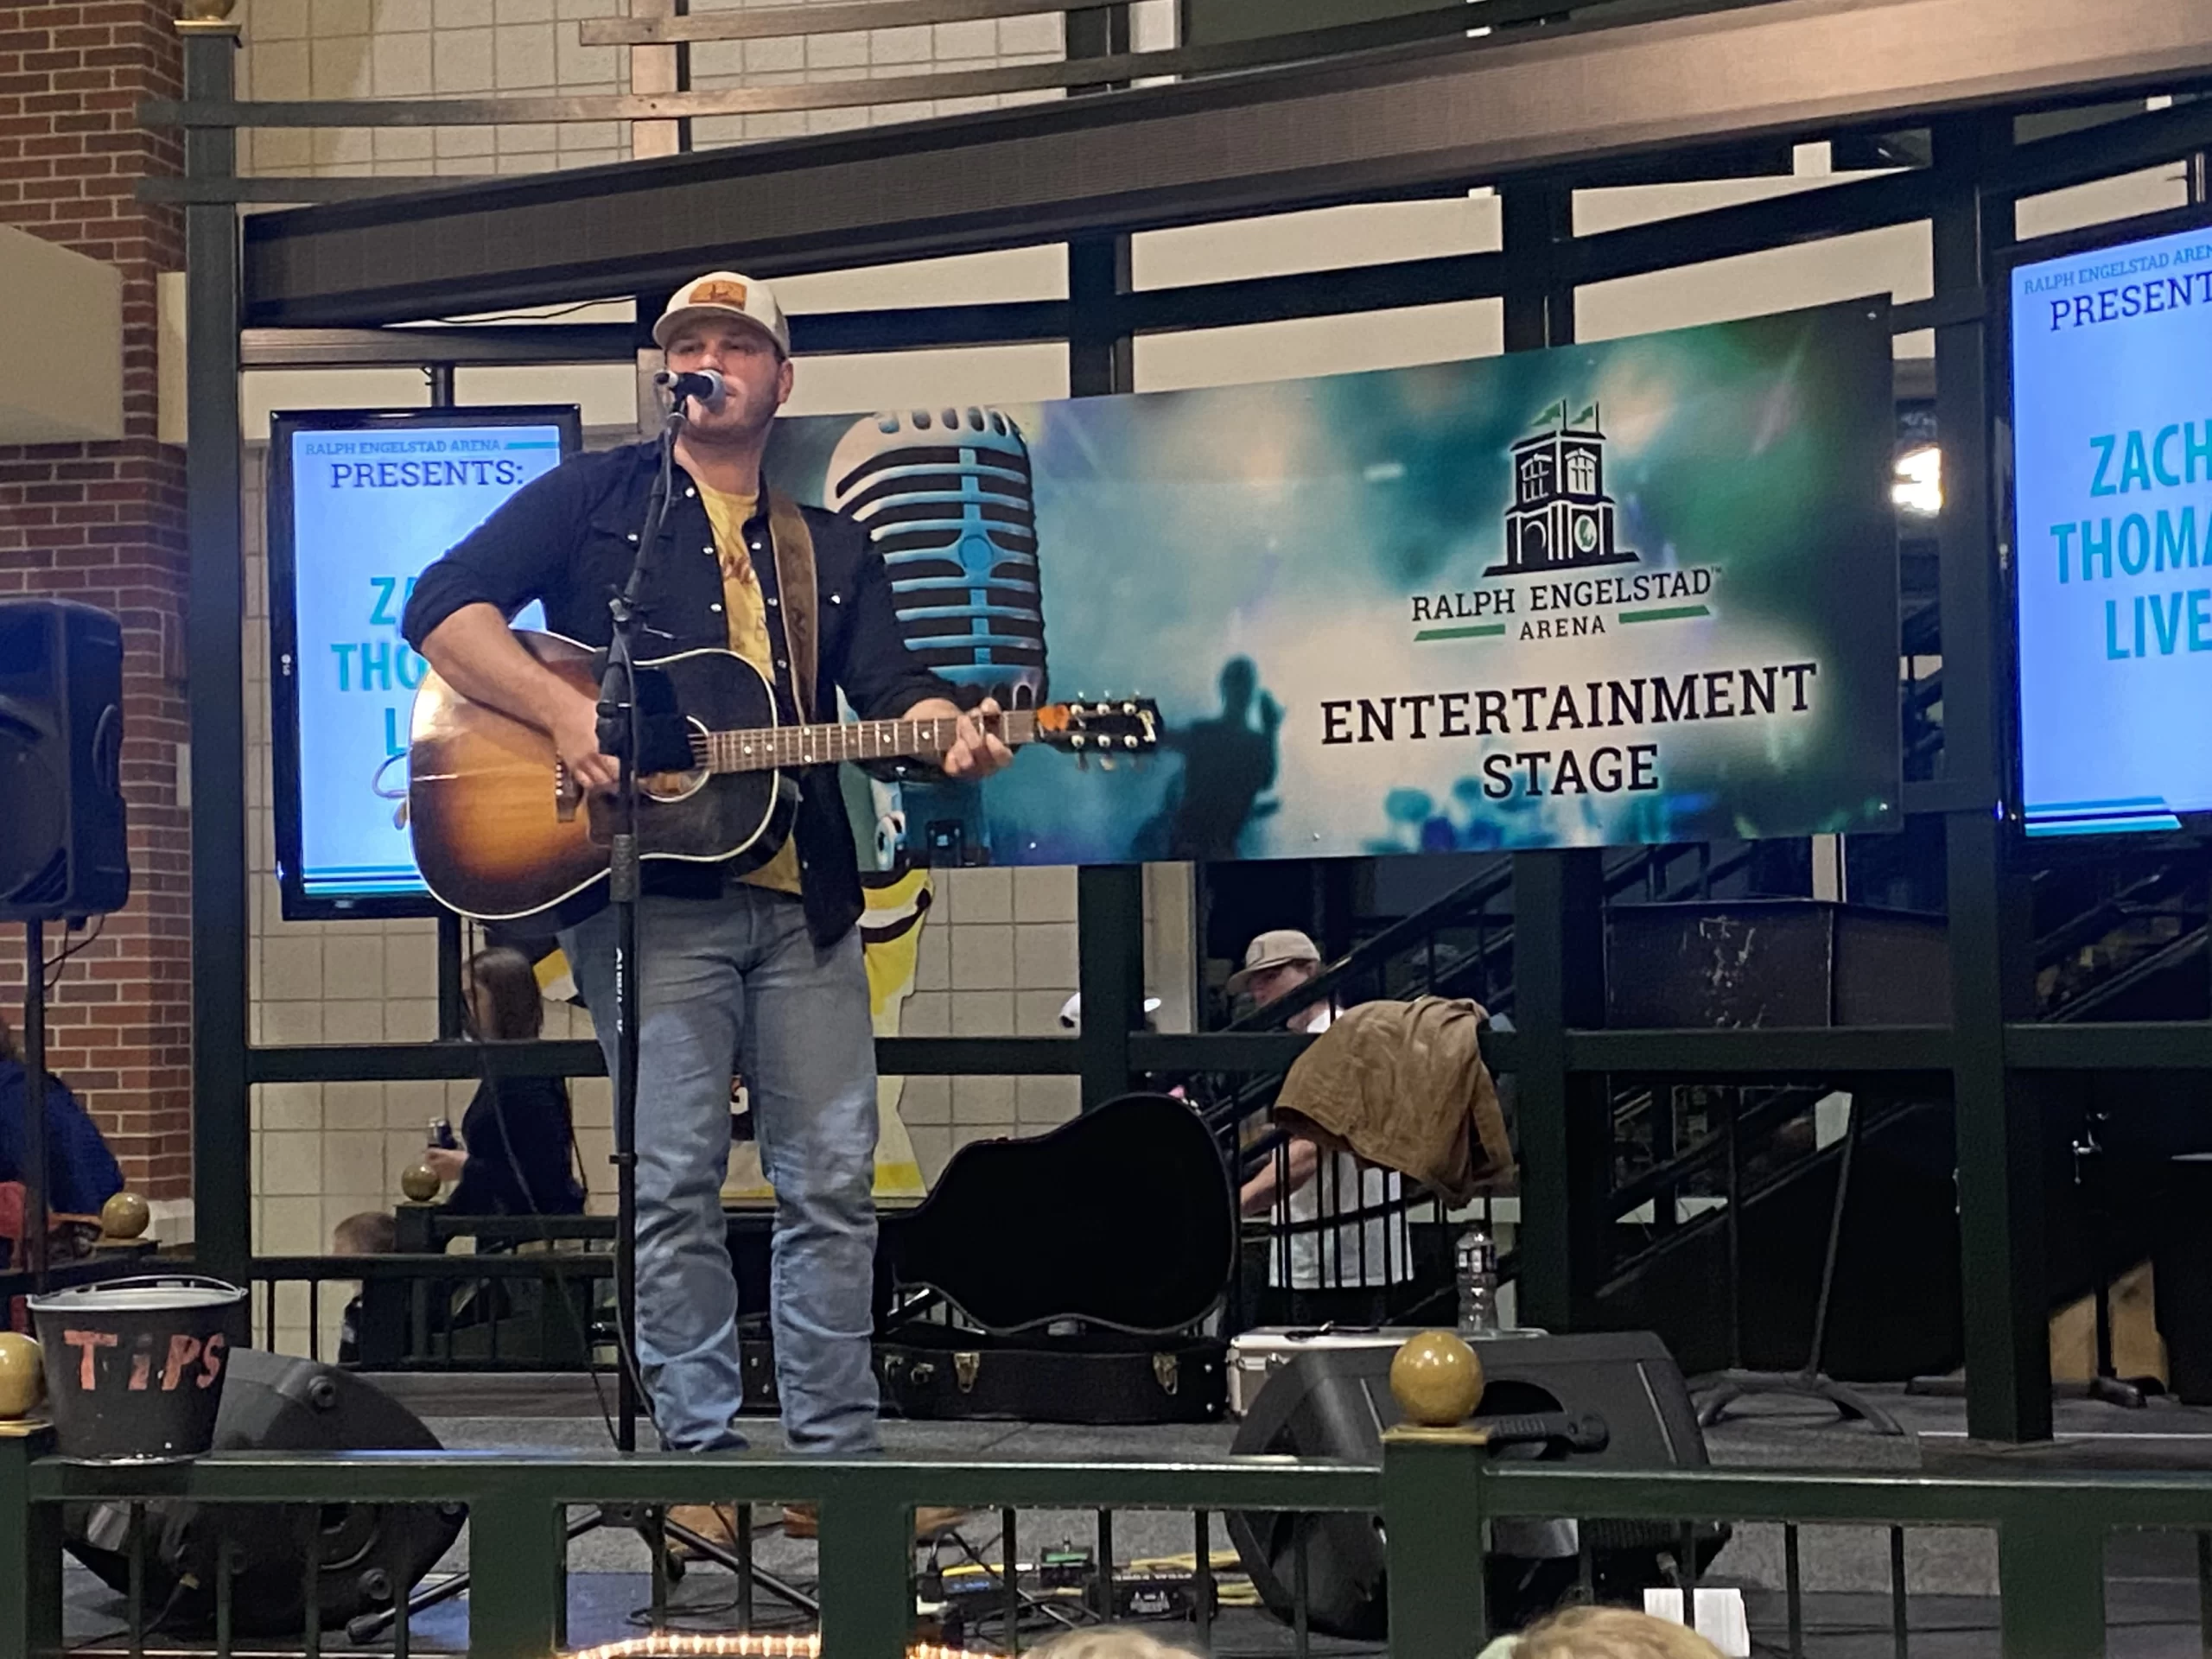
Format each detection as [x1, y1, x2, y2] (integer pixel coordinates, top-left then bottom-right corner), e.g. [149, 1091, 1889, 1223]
[1225, 928, 1322, 995]
[653, 270, 791, 357]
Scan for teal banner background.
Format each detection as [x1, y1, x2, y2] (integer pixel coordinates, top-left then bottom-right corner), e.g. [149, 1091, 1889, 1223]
[766, 297, 1901, 868]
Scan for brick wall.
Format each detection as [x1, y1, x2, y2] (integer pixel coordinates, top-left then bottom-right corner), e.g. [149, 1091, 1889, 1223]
[0, 0, 194, 1201]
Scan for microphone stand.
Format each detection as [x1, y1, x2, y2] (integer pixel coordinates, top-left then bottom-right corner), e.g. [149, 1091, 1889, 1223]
[601, 398, 690, 1451]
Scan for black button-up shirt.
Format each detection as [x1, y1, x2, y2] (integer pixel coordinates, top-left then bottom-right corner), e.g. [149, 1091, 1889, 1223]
[401, 439, 957, 946]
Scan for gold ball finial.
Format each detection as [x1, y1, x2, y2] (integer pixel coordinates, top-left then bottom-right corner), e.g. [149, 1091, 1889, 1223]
[178, 0, 238, 20]
[0, 1333, 44, 1421]
[100, 1191, 150, 1241]
[400, 1163, 442, 1203]
[1389, 1330, 1484, 1428]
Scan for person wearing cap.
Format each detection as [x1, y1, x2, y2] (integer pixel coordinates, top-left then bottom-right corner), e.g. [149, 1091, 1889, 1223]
[1228, 930, 1413, 1296]
[402, 271, 1013, 1478]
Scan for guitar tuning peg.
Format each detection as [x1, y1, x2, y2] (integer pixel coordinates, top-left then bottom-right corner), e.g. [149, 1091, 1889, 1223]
[1122, 734, 1140, 750]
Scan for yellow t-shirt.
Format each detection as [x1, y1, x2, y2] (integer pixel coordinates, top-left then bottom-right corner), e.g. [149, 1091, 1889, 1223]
[697, 481, 803, 896]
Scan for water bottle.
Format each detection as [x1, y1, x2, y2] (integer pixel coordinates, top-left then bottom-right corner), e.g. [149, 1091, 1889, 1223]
[1455, 1225, 1498, 1337]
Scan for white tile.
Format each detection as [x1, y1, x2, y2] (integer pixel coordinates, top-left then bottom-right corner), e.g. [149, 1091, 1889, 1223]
[893, 1075, 950, 1127]
[378, 0, 431, 29]
[386, 1079, 452, 1130]
[434, 26, 495, 91]
[308, 0, 370, 33]
[743, 35, 802, 73]
[253, 39, 312, 97]
[385, 1000, 438, 1042]
[805, 106, 868, 136]
[949, 991, 1012, 1036]
[260, 1131, 324, 1196]
[497, 119, 558, 152]
[494, 0, 552, 21]
[804, 29, 867, 70]
[495, 25, 556, 89]
[323, 1081, 385, 1131]
[900, 991, 949, 1037]
[435, 124, 499, 158]
[371, 29, 431, 94]
[995, 12, 1063, 58]
[912, 922, 949, 992]
[950, 924, 1014, 990]
[323, 932, 384, 999]
[948, 866, 1011, 923]
[309, 35, 369, 95]
[908, 1127, 952, 1185]
[322, 1001, 387, 1045]
[950, 1075, 1015, 1127]
[1013, 864, 1077, 923]
[257, 1196, 324, 1255]
[251, 0, 309, 38]
[1014, 989, 1070, 1037]
[259, 1001, 324, 1045]
[383, 928, 438, 996]
[931, 18, 995, 59]
[255, 1083, 323, 1131]
[433, 0, 491, 25]
[1013, 921, 1077, 989]
[556, 32, 619, 84]
[1018, 1074, 1080, 1129]
[323, 1132, 391, 1198]
[869, 24, 930, 64]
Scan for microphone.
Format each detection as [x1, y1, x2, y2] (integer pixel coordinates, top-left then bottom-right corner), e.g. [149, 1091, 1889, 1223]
[654, 367, 726, 411]
[825, 405, 1046, 709]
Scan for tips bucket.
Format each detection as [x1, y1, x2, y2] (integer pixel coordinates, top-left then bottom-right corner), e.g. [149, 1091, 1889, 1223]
[27, 1275, 250, 1461]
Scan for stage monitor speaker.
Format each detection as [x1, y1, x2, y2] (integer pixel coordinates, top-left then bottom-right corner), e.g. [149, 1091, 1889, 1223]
[0, 598, 128, 921]
[1226, 1331, 1718, 1640]
[64, 1348, 464, 1636]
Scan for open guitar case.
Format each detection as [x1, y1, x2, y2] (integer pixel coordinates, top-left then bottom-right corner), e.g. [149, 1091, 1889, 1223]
[742, 1092, 1235, 1425]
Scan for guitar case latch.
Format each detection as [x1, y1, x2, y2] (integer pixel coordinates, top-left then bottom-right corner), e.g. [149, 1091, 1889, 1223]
[954, 1351, 981, 1394]
[1153, 1352, 1179, 1395]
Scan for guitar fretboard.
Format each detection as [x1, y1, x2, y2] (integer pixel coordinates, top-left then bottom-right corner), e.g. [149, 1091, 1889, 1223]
[694, 709, 1039, 775]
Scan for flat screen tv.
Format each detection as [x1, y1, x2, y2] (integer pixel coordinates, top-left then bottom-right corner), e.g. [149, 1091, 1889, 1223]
[268, 405, 580, 919]
[2010, 204, 2212, 839]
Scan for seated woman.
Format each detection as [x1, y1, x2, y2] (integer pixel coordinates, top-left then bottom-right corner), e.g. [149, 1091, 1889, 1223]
[420, 946, 585, 1218]
[0, 1014, 124, 1240]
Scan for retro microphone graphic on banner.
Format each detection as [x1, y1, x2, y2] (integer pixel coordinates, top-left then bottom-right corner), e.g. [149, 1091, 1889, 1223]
[828, 406, 1046, 865]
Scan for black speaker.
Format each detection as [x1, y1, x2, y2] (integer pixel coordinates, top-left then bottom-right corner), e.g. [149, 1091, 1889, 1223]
[64, 1349, 464, 1636]
[0, 598, 129, 921]
[1227, 1331, 1719, 1639]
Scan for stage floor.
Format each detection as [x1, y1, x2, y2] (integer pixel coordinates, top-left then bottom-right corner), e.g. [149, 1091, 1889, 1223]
[50, 1377, 2212, 1655]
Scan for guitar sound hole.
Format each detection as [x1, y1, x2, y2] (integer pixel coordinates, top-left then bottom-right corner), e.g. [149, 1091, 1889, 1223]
[639, 766, 710, 802]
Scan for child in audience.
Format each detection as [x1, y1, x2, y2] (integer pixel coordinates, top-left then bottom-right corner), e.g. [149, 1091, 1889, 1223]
[1027, 1630, 1196, 1657]
[1490, 1605, 1727, 1659]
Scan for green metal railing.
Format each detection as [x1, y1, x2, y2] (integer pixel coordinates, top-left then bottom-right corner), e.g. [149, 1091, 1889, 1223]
[7, 1428, 2212, 1659]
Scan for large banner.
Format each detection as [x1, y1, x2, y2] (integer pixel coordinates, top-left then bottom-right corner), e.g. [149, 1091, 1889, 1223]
[784, 296, 1902, 868]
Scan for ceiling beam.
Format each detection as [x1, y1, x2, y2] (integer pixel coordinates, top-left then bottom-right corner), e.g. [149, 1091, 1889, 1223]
[239, 0, 2212, 327]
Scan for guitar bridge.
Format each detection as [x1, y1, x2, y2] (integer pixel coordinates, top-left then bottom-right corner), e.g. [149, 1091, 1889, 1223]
[554, 764, 580, 823]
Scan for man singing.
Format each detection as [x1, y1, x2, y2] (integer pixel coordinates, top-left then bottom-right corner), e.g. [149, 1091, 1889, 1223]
[403, 272, 1011, 1481]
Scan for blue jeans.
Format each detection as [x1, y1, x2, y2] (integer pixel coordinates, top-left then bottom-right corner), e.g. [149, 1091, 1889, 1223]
[564, 889, 882, 1455]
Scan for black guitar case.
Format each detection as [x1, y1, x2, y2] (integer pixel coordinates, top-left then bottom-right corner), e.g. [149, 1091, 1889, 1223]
[873, 1091, 1236, 1425]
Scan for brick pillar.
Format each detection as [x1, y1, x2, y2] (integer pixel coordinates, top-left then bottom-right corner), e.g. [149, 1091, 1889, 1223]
[0, 0, 194, 1203]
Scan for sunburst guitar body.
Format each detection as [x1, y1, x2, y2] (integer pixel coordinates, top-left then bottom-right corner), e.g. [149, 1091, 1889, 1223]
[405, 631, 1158, 921]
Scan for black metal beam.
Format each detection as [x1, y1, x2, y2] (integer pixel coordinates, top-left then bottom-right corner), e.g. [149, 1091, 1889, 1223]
[233, 0, 2212, 327]
[184, 28, 251, 1290]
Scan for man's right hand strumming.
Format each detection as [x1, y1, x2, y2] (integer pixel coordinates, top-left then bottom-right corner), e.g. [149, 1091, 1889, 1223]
[550, 693, 620, 795]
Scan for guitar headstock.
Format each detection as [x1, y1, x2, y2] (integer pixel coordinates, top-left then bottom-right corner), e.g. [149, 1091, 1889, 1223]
[1033, 698, 1161, 758]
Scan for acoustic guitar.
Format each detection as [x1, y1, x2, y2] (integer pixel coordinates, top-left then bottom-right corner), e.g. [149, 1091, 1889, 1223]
[406, 630, 1160, 921]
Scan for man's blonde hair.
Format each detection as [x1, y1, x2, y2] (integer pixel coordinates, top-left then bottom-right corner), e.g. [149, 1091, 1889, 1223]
[1513, 1605, 1726, 1659]
[1023, 1630, 1195, 1659]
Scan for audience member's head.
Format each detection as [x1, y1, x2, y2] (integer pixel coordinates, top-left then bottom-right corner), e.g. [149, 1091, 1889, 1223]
[463, 945, 543, 1042]
[333, 1211, 397, 1255]
[1510, 1605, 1726, 1659]
[1024, 1630, 1195, 1659]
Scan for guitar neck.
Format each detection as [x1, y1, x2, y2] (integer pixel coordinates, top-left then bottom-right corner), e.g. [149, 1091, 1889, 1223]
[696, 709, 1039, 774]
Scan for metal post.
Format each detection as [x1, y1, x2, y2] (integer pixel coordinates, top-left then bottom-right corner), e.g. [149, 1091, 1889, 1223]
[1931, 114, 2050, 1442]
[465, 1491, 565, 1659]
[0, 1427, 63, 1659]
[815, 1490, 916, 1659]
[1998, 1516, 2106, 1659]
[20, 923, 48, 1286]
[1076, 856, 1145, 1111]
[1382, 1428, 1489, 1657]
[181, 15, 251, 1289]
